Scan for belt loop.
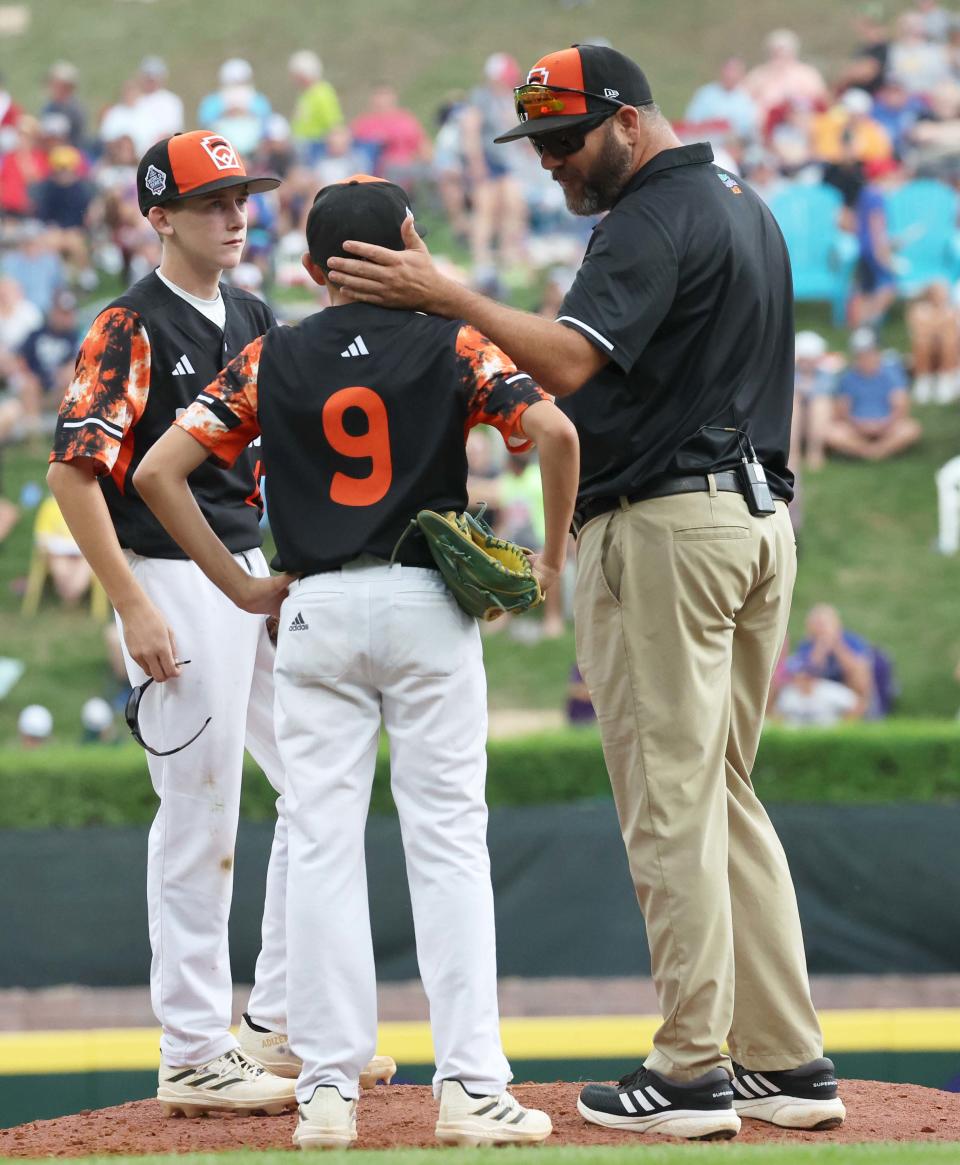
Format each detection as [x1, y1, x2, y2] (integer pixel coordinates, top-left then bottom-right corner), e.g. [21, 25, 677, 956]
[618, 495, 631, 513]
[707, 473, 718, 498]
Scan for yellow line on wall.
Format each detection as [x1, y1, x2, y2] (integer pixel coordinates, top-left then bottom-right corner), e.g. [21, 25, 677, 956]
[2, 1010, 960, 1076]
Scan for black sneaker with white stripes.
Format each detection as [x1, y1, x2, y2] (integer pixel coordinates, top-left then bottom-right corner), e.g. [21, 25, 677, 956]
[577, 1065, 740, 1140]
[731, 1057, 846, 1130]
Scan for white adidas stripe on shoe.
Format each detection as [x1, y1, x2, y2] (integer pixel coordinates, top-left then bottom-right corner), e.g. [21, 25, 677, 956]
[435, 1080, 552, 1146]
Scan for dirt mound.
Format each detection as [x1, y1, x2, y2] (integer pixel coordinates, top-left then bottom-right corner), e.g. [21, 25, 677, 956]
[1, 1079, 957, 1156]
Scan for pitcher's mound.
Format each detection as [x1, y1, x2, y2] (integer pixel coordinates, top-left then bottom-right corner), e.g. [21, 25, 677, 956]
[2, 1079, 958, 1156]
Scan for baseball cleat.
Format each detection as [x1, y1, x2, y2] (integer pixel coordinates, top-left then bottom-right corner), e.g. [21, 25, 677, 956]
[157, 1047, 296, 1116]
[238, 1013, 302, 1078]
[293, 1085, 358, 1150]
[732, 1057, 846, 1130]
[360, 1054, 397, 1090]
[577, 1066, 741, 1140]
[434, 1079, 552, 1146]
[238, 1013, 397, 1089]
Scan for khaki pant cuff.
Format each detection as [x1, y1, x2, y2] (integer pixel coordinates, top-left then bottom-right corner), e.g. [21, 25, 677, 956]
[725, 1045, 824, 1071]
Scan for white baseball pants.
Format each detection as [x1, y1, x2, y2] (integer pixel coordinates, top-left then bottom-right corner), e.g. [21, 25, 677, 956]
[118, 548, 288, 1067]
[275, 560, 511, 1102]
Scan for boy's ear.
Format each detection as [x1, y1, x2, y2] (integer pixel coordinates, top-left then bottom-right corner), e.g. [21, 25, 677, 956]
[302, 252, 326, 286]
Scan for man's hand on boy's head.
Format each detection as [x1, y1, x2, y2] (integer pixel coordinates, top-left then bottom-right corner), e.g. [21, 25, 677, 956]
[327, 214, 457, 316]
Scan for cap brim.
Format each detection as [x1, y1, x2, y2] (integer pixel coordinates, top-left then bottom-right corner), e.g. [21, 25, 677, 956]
[173, 173, 282, 202]
[494, 111, 605, 144]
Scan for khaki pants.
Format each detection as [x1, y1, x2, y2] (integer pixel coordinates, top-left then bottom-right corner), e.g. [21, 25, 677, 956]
[574, 487, 822, 1081]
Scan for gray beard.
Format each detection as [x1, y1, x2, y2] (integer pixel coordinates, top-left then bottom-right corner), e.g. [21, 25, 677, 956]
[562, 125, 635, 216]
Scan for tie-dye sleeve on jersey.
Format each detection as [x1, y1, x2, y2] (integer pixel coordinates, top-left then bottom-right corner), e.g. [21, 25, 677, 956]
[175, 336, 263, 468]
[455, 324, 549, 451]
[49, 307, 150, 477]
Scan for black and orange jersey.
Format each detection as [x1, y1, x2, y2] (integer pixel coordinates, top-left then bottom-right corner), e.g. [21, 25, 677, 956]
[50, 272, 274, 558]
[177, 302, 548, 575]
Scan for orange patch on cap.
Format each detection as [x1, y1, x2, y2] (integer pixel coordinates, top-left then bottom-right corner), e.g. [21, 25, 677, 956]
[525, 48, 588, 115]
[338, 173, 390, 185]
[167, 130, 247, 196]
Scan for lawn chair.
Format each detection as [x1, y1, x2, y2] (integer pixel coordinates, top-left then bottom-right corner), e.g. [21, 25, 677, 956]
[886, 179, 960, 297]
[769, 184, 858, 325]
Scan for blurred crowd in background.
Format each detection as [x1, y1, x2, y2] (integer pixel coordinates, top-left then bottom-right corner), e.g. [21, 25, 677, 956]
[5, 0, 960, 740]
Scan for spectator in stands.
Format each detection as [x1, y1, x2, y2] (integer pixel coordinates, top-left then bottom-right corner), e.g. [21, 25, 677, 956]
[744, 29, 829, 124]
[740, 146, 787, 203]
[81, 696, 117, 745]
[773, 659, 861, 727]
[350, 82, 431, 187]
[459, 53, 528, 291]
[41, 61, 86, 149]
[31, 145, 95, 231]
[99, 79, 144, 153]
[813, 88, 893, 168]
[32, 493, 92, 606]
[836, 9, 891, 96]
[16, 289, 79, 422]
[769, 97, 818, 175]
[684, 57, 759, 141]
[132, 56, 183, 151]
[792, 330, 836, 471]
[913, 0, 952, 43]
[0, 69, 22, 135]
[210, 81, 265, 154]
[288, 50, 343, 155]
[0, 223, 65, 315]
[849, 157, 902, 328]
[312, 125, 371, 187]
[887, 11, 950, 95]
[0, 116, 48, 218]
[908, 279, 960, 403]
[871, 74, 930, 158]
[824, 327, 921, 461]
[18, 704, 52, 748]
[784, 604, 887, 720]
[433, 93, 469, 242]
[0, 276, 41, 355]
[197, 58, 271, 131]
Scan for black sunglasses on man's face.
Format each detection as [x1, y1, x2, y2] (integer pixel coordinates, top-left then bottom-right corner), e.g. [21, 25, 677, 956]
[529, 112, 615, 159]
[125, 660, 212, 757]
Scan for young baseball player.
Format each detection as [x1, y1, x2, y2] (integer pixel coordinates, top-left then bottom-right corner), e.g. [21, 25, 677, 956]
[134, 175, 579, 1148]
[46, 135, 393, 1115]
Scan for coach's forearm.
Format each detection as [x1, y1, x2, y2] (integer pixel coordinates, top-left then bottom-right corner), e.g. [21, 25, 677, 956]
[432, 283, 602, 398]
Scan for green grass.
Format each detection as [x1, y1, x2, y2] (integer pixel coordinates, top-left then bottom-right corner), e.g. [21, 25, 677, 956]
[16, 1145, 960, 1165]
[0, 0, 885, 129]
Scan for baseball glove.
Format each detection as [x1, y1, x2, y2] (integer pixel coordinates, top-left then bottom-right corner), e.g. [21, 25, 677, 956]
[414, 508, 543, 622]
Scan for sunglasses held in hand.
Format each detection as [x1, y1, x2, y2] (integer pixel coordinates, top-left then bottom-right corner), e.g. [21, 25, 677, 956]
[125, 660, 212, 756]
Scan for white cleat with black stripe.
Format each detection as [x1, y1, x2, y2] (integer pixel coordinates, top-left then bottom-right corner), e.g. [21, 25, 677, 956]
[157, 1047, 297, 1117]
[732, 1057, 846, 1130]
[577, 1066, 741, 1140]
[435, 1080, 553, 1146]
[293, 1086, 358, 1150]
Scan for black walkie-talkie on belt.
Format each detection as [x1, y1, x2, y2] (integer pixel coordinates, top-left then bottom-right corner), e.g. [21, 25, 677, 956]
[736, 434, 776, 517]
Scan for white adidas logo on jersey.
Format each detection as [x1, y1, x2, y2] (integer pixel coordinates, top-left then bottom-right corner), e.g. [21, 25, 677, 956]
[340, 335, 369, 358]
[172, 353, 196, 376]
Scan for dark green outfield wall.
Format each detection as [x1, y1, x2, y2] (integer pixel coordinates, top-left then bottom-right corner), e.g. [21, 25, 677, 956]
[4, 802, 960, 988]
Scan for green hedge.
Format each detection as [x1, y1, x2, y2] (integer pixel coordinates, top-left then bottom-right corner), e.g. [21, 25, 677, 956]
[2, 721, 960, 828]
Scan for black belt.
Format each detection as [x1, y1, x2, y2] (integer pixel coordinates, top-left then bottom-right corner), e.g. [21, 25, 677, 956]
[572, 471, 750, 536]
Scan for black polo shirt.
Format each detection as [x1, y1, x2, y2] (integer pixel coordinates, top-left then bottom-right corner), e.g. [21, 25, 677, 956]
[557, 142, 795, 505]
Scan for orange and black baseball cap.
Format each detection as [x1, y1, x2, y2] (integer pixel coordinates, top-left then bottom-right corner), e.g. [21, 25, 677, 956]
[494, 44, 654, 144]
[306, 175, 424, 271]
[136, 130, 281, 215]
